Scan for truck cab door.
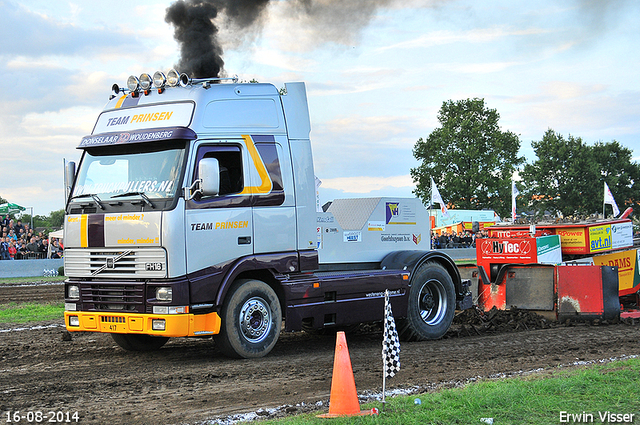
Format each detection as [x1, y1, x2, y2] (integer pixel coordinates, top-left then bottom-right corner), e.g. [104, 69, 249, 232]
[247, 135, 297, 255]
[184, 142, 254, 280]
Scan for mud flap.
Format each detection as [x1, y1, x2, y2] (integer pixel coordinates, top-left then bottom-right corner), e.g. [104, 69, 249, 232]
[601, 266, 621, 321]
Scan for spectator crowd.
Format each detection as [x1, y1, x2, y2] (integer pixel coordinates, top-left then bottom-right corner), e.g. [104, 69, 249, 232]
[431, 230, 488, 249]
[0, 215, 63, 260]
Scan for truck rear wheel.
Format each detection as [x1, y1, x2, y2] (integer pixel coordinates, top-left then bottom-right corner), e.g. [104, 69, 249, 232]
[111, 334, 169, 351]
[214, 279, 282, 359]
[399, 262, 455, 341]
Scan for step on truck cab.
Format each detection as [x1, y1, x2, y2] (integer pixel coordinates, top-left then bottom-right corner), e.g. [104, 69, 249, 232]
[63, 70, 471, 358]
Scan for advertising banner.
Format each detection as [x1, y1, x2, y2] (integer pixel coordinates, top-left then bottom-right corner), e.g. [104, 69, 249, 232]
[589, 225, 612, 253]
[593, 249, 640, 295]
[477, 238, 537, 263]
[536, 235, 562, 264]
[555, 227, 587, 254]
[93, 102, 195, 134]
[385, 201, 416, 226]
[611, 222, 633, 250]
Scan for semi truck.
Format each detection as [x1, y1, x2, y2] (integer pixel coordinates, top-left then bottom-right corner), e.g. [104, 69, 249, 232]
[63, 71, 471, 358]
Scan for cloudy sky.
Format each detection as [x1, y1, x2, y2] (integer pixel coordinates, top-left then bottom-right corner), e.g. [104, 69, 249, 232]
[1, 0, 639, 216]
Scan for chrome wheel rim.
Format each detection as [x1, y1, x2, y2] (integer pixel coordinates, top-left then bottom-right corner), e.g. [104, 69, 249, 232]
[239, 297, 272, 343]
[418, 279, 447, 325]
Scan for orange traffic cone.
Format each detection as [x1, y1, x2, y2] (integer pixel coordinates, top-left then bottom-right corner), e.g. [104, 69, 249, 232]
[317, 331, 377, 418]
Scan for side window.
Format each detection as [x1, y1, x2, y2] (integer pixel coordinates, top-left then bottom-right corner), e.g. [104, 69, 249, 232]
[194, 145, 244, 199]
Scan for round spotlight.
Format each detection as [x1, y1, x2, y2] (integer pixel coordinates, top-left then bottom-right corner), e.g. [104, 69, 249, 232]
[179, 73, 190, 87]
[111, 84, 121, 97]
[127, 75, 140, 92]
[153, 71, 166, 89]
[139, 73, 152, 91]
[167, 69, 180, 87]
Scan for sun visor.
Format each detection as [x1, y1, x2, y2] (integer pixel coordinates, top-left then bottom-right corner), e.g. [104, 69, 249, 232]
[78, 126, 197, 149]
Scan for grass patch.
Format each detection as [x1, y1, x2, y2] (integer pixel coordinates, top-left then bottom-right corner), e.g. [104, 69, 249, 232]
[0, 276, 66, 285]
[263, 358, 640, 425]
[0, 302, 65, 323]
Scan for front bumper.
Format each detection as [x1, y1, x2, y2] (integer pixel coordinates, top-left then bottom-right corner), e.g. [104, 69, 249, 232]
[64, 310, 221, 337]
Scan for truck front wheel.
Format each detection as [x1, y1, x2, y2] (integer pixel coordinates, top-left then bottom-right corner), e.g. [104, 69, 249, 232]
[214, 279, 282, 358]
[399, 262, 455, 341]
[111, 334, 169, 351]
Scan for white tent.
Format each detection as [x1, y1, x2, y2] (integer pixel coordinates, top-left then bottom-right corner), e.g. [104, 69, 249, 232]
[48, 229, 64, 259]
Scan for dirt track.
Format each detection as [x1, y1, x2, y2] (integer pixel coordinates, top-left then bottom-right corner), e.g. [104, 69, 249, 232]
[1, 283, 639, 425]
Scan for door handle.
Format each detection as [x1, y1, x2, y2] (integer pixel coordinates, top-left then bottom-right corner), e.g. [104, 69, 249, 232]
[238, 236, 252, 245]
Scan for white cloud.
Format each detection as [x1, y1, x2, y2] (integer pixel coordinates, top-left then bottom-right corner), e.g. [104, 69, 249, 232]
[20, 106, 98, 139]
[377, 26, 556, 52]
[251, 48, 319, 72]
[320, 175, 414, 193]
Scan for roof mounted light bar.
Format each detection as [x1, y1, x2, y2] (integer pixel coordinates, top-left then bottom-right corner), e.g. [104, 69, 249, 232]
[109, 70, 239, 99]
[179, 73, 239, 89]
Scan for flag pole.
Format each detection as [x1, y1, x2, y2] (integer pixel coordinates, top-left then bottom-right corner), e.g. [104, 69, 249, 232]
[382, 364, 387, 405]
[382, 289, 388, 406]
[603, 182, 605, 218]
[382, 288, 400, 410]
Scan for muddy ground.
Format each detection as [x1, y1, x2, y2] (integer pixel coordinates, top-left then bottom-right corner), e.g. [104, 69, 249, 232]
[1, 283, 639, 425]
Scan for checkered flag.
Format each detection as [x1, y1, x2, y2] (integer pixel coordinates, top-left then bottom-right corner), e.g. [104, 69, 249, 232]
[382, 290, 401, 378]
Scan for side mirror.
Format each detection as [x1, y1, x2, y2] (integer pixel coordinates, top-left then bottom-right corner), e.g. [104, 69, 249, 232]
[198, 158, 220, 196]
[65, 161, 76, 202]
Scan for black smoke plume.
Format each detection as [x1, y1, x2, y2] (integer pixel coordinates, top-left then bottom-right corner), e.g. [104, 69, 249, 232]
[165, 0, 269, 78]
[166, 0, 395, 79]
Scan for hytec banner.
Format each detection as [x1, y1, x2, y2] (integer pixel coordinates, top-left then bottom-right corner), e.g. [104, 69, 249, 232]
[478, 237, 537, 263]
[477, 235, 562, 265]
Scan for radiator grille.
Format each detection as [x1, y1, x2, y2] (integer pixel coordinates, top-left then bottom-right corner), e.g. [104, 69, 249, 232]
[82, 282, 145, 312]
[64, 248, 167, 278]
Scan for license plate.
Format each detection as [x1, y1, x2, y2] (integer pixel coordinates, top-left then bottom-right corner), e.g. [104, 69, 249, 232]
[100, 315, 127, 332]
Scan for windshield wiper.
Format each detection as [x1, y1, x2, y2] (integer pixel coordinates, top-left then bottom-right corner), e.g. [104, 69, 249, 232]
[70, 193, 104, 210]
[111, 191, 155, 209]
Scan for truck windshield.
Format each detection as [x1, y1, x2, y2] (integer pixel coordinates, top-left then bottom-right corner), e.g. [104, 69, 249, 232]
[71, 141, 186, 202]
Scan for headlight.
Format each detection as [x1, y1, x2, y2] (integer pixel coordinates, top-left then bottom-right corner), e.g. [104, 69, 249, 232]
[153, 306, 188, 314]
[167, 69, 180, 87]
[152, 319, 166, 331]
[153, 71, 166, 89]
[139, 73, 152, 91]
[69, 316, 80, 327]
[68, 285, 80, 300]
[127, 75, 140, 92]
[156, 287, 172, 302]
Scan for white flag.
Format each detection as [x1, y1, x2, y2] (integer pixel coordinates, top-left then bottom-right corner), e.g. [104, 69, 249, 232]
[604, 182, 620, 217]
[431, 177, 449, 218]
[511, 181, 519, 222]
[382, 290, 400, 378]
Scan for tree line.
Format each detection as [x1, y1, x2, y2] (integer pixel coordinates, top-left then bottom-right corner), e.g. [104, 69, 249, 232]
[411, 98, 640, 220]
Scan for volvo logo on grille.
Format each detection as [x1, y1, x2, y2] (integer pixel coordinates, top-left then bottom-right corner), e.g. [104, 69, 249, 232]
[92, 250, 132, 276]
